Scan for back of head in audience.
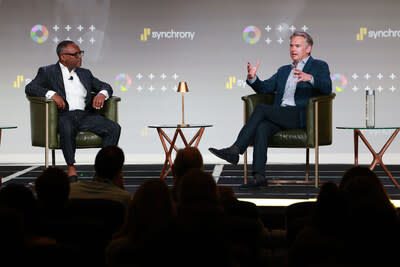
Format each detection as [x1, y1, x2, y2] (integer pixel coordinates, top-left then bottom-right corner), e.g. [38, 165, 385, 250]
[0, 183, 37, 233]
[115, 178, 175, 241]
[95, 145, 125, 180]
[172, 147, 203, 178]
[339, 166, 395, 216]
[178, 168, 218, 207]
[314, 181, 346, 234]
[217, 185, 237, 205]
[0, 182, 36, 216]
[35, 166, 70, 208]
[171, 147, 203, 201]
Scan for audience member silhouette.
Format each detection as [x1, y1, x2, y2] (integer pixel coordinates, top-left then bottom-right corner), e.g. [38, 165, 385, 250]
[171, 146, 204, 203]
[174, 168, 236, 266]
[339, 166, 400, 264]
[106, 178, 176, 266]
[69, 145, 131, 207]
[0, 183, 62, 266]
[0, 183, 56, 246]
[217, 185, 269, 266]
[0, 207, 25, 265]
[35, 166, 70, 215]
[288, 182, 347, 266]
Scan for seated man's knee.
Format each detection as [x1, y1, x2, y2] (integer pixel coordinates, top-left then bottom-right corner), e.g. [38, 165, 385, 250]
[112, 121, 121, 135]
[59, 122, 75, 137]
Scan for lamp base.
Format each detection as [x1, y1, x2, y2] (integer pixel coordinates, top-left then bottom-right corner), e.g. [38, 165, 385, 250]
[177, 123, 190, 127]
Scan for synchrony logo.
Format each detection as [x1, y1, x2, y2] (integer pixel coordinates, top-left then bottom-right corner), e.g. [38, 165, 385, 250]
[140, 27, 195, 42]
[357, 27, 400, 41]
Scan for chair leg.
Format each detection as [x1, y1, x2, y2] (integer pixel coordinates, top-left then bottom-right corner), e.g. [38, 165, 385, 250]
[315, 145, 319, 188]
[52, 149, 56, 167]
[305, 148, 309, 182]
[244, 150, 248, 184]
[45, 146, 49, 168]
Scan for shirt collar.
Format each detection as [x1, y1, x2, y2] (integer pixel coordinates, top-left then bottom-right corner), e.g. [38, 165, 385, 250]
[59, 62, 76, 74]
[291, 56, 310, 68]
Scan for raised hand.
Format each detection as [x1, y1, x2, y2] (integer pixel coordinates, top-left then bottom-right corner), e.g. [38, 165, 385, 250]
[247, 60, 260, 80]
[293, 68, 312, 83]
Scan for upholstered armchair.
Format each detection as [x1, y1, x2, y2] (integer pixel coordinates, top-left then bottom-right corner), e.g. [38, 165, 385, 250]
[242, 93, 335, 187]
[27, 96, 121, 167]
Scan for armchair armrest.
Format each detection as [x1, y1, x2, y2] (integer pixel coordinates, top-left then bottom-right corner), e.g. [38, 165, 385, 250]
[242, 93, 275, 122]
[305, 93, 336, 146]
[94, 96, 121, 122]
[27, 96, 59, 148]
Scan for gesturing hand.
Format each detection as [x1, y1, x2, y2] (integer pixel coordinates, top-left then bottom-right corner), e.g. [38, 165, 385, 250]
[92, 93, 106, 109]
[51, 93, 66, 109]
[293, 68, 312, 83]
[247, 61, 260, 80]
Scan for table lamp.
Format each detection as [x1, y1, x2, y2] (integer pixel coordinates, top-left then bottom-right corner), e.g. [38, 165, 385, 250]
[177, 81, 189, 127]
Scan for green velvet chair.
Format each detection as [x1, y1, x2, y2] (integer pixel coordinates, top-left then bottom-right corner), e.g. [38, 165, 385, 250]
[27, 96, 121, 167]
[242, 93, 335, 187]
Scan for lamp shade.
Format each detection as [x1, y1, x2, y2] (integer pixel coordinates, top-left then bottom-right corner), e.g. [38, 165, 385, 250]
[177, 81, 189, 93]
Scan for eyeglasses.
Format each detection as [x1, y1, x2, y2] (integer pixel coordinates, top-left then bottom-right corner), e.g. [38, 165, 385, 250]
[62, 51, 84, 57]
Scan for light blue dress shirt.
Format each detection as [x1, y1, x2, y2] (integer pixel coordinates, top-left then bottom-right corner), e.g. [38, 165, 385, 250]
[248, 56, 314, 107]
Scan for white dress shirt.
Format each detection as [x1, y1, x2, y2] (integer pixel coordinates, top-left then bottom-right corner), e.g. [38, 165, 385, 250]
[45, 63, 109, 111]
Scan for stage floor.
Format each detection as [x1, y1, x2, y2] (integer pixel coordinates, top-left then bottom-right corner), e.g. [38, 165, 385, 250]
[2, 163, 400, 203]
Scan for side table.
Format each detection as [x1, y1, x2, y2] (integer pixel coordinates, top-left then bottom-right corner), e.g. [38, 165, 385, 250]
[0, 125, 17, 186]
[148, 124, 213, 179]
[337, 126, 400, 188]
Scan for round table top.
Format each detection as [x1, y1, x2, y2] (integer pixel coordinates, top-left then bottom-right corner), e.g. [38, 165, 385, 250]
[336, 126, 400, 130]
[148, 124, 213, 129]
[0, 125, 17, 130]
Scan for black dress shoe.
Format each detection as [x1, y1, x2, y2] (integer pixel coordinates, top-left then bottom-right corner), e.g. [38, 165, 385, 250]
[209, 147, 239, 165]
[69, 175, 78, 183]
[239, 179, 268, 190]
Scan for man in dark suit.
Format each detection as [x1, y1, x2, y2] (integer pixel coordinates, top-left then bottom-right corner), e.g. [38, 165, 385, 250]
[25, 40, 121, 182]
[209, 31, 332, 189]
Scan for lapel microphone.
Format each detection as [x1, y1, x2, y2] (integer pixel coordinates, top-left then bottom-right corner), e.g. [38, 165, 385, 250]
[69, 76, 73, 80]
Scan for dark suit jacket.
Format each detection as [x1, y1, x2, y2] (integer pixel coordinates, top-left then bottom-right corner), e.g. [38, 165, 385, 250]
[246, 56, 332, 128]
[25, 62, 113, 113]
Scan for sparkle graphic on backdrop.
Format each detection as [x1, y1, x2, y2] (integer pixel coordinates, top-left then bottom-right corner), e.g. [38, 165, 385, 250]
[30, 25, 49, 44]
[349, 72, 398, 93]
[30, 24, 97, 45]
[115, 72, 182, 92]
[243, 24, 310, 45]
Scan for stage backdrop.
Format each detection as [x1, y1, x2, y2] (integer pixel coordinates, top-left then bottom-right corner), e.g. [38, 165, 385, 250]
[1, 0, 400, 165]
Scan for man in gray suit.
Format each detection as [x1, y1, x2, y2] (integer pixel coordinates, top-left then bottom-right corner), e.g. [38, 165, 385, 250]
[25, 41, 121, 182]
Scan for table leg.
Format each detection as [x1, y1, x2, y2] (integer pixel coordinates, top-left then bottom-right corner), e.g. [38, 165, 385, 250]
[0, 129, 2, 186]
[354, 130, 359, 166]
[356, 129, 400, 188]
[155, 127, 207, 179]
[157, 128, 180, 179]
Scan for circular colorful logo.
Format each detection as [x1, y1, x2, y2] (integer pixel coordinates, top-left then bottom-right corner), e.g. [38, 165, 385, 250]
[30, 24, 49, 44]
[115, 73, 132, 92]
[243, 26, 261, 44]
[331, 73, 348, 92]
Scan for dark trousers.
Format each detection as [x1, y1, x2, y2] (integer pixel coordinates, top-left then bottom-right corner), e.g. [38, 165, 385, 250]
[58, 110, 121, 165]
[234, 104, 301, 176]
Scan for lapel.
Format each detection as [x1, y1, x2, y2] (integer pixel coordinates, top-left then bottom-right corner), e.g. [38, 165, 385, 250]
[54, 62, 66, 97]
[282, 65, 292, 81]
[302, 56, 314, 74]
[75, 68, 90, 92]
